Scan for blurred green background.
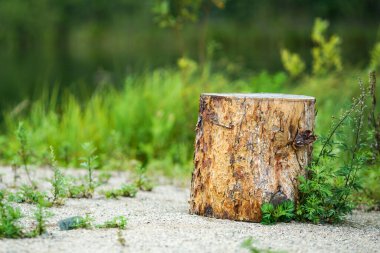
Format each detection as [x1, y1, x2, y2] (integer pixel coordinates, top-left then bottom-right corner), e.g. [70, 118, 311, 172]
[0, 0, 379, 202]
[0, 0, 379, 112]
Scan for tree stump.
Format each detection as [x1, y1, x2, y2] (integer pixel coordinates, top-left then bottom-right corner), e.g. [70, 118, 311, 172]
[189, 93, 316, 222]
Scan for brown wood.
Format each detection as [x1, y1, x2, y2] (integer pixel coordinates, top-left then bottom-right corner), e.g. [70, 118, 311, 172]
[189, 93, 316, 222]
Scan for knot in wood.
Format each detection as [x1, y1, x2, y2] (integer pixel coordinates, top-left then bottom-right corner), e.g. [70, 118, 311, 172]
[293, 130, 317, 149]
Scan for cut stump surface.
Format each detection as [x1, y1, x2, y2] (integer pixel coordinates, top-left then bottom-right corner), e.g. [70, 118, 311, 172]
[189, 93, 316, 222]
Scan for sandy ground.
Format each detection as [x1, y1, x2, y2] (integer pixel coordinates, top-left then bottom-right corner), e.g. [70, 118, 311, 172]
[0, 166, 379, 253]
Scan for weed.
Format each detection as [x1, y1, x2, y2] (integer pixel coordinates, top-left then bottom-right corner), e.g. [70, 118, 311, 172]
[30, 203, 53, 236]
[16, 122, 35, 188]
[103, 184, 138, 199]
[96, 216, 127, 229]
[49, 146, 68, 205]
[297, 77, 371, 223]
[60, 214, 94, 230]
[134, 166, 153, 191]
[80, 142, 98, 197]
[67, 184, 92, 199]
[260, 201, 295, 225]
[8, 185, 51, 207]
[0, 190, 23, 238]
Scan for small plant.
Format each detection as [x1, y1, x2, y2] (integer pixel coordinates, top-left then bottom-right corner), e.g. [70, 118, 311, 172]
[241, 237, 282, 253]
[103, 184, 138, 199]
[31, 203, 53, 236]
[134, 166, 153, 191]
[58, 214, 94, 230]
[67, 184, 92, 199]
[297, 77, 371, 223]
[280, 49, 305, 78]
[311, 18, 342, 75]
[16, 122, 35, 188]
[8, 185, 51, 207]
[0, 190, 24, 238]
[96, 216, 127, 229]
[49, 146, 68, 205]
[80, 142, 98, 197]
[261, 201, 295, 225]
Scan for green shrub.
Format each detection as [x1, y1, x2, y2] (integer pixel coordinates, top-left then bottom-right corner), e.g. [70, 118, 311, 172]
[297, 78, 372, 223]
[0, 190, 23, 238]
[260, 201, 295, 225]
[280, 49, 305, 78]
[311, 18, 342, 75]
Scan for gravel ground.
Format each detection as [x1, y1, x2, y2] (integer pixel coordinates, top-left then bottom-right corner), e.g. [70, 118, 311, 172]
[0, 166, 379, 253]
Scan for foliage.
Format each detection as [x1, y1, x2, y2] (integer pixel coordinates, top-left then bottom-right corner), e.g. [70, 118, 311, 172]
[103, 184, 138, 199]
[134, 166, 153, 192]
[16, 122, 35, 188]
[152, 0, 225, 29]
[297, 78, 371, 223]
[67, 184, 92, 199]
[241, 237, 282, 253]
[280, 49, 305, 78]
[0, 190, 23, 238]
[49, 146, 68, 205]
[80, 142, 98, 197]
[8, 185, 52, 207]
[311, 18, 342, 75]
[67, 215, 94, 230]
[369, 42, 380, 71]
[96, 216, 127, 229]
[260, 201, 295, 225]
[31, 204, 52, 236]
[296, 165, 349, 223]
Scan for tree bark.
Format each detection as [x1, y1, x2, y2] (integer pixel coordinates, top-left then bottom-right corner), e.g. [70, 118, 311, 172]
[189, 93, 316, 222]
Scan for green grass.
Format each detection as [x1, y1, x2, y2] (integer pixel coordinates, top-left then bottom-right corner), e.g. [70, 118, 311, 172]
[0, 67, 378, 203]
[102, 184, 138, 199]
[96, 216, 127, 229]
[0, 70, 363, 169]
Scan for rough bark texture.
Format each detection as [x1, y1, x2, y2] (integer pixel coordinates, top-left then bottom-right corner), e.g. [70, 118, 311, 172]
[189, 93, 316, 222]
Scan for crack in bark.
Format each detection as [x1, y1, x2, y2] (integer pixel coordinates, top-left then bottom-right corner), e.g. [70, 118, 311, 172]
[233, 98, 247, 151]
[210, 120, 233, 129]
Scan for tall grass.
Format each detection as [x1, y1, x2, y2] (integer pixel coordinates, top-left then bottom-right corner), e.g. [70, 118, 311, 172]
[0, 68, 374, 179]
